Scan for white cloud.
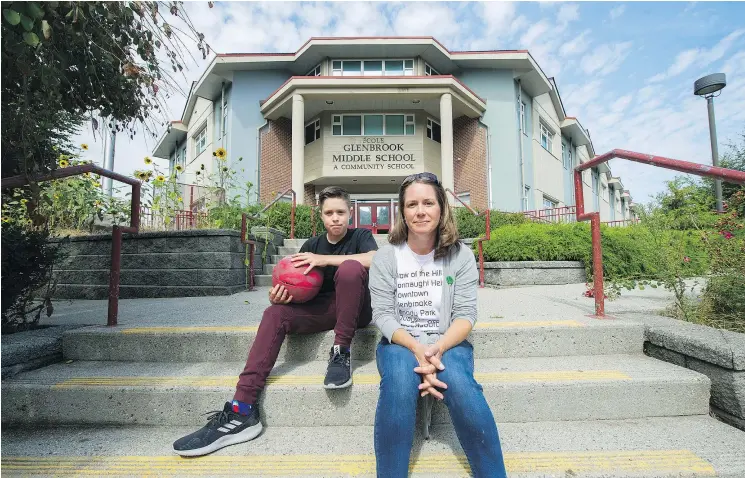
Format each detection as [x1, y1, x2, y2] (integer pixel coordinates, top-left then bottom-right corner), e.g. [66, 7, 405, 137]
[391, 3, 461, 41]
[611, 94, 633, 113]
[609, 5, 626, 20]
[520, 21, 551, 47]
[559, 30, 591, 57]
[481, 2, 516, 37]
[580, 42, 633, 75]
[557, 4, 580, 25]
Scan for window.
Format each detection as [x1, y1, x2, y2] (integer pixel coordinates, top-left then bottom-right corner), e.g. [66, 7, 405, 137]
[306, 64, 321, 76]
[424, 63, 439, 76]
[305, 118, 320, 145]
[177, 145, 186, 166]
[222, 95, 228, 139]
[519, 101, 527, 134]
[523, 185, 531, 211]
[426, 118, 441, 143]
[543, 196, 558, 209]
[602, 184, 608, 201]
[331, 114, 415, 136]
[456, 192, 471, 207]
[194, 126, 207, 156]
[331, 59, 414, 76]
[562, 142, 572, 169]
[591, 169, 599, 193]
[540, 122, 553, 153]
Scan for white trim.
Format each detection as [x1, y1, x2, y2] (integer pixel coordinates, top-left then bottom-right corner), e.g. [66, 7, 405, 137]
[331, 113, 415, 137]
[331, 59, 415, 77]
[426, 117, 441, 143]
[304, 117, 321, 145]
[306, 63, 321, 76]
[193, 123, 208, 156]
[424, 62, 439, 76]
[539, 121, 553, 153]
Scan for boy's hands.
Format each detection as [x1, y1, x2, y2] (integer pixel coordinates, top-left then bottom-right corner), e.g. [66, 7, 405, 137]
[290, 253, 327, 275]
[268, 284, 293, 305]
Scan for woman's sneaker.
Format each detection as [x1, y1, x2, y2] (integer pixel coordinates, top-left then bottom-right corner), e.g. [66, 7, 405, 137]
[173, 401, 262, 457]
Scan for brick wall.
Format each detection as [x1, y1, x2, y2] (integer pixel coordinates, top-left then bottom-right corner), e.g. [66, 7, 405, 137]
[259, 118, 292, 204]
[453, 116, 488, 210]
[304, 184, 316, 205]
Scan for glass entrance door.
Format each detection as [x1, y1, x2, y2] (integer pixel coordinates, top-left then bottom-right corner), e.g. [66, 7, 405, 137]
[356, 202, 392, 234]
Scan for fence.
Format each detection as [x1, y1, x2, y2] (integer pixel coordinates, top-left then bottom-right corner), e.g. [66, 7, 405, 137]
[139, 207, 209, 231]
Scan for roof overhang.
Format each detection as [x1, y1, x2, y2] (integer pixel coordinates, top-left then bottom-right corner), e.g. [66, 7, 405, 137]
[152, 122, 187, 159]
[560, 117, 591, 147]
[260, 76, 487, 121]
[608, 177, 624, 190]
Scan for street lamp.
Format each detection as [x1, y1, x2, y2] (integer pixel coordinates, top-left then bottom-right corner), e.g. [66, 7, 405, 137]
[694, 73, 727, 212]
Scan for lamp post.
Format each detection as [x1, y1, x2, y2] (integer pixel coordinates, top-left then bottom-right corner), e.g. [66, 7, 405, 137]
[694, 73, 727, 212]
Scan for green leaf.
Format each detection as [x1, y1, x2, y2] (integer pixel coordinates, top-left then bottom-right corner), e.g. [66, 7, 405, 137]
[41, 19, 51, 39]
[20, 13, 34, 31]
[26, 2, 45, 20]
[3, 9, 20, 25]
[23, 31, 40, 47]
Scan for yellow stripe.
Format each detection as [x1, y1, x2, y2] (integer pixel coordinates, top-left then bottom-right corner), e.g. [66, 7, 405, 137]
[0, 450, 716, 475]
[120, 320, 582, 335]
[51, 370, 630, 389]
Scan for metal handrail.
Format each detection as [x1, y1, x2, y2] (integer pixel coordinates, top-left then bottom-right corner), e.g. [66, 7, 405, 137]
[2, 164, 141, 326]
[445, 189, 491, 288]
[574, 149, 745, 317]
[240, 188, 297, 291]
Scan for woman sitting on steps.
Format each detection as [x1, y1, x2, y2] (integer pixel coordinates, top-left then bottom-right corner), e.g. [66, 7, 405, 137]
[368, 172, 508, 478]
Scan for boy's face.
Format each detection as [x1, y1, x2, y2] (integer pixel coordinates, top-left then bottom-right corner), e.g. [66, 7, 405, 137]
[321, 197, 351, 237]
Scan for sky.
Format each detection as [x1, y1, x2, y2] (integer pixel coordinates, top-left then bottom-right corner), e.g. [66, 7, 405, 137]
[75, 1, 745, 206]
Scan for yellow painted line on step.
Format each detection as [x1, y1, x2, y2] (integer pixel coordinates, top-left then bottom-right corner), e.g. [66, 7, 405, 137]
[475, 320, 585, 328]
[119, 320, 583, 335]
[0, 450, 716, 475]
[51, 370, 631, 389]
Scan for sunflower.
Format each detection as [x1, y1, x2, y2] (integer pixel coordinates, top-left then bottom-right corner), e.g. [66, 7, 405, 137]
[200, 164, 205, 170]
[81, 143, 89, 150]
[59, 159, 69, 168]
[177, 196, 183, 202]
[195, 171, 201, 176]
[1, 217, 10, 223]
[83, 172, 91, 178]
[175, 164, 184, 173]
[222, 166, 228, 172]
[156, 175, 166, 182]
[144, 156, 153, 165]
[214, 147, 227, 160]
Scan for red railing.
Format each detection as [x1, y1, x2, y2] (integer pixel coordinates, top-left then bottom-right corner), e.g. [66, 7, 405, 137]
[2, 164, 141, 326]
[523, 206, 577, 224]
[603, 219, 640, 227]
[445, 189, 491, 288]
[575, 149, 745, 317]
[240, 188, 297, 290]
[140, 207, 209, 231]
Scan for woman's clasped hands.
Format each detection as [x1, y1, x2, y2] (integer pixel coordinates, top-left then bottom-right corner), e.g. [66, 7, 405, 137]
[413, 342, 447, 400]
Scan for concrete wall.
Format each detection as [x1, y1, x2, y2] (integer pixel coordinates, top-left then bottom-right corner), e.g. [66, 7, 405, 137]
[484, 261, 586, 286]
[457, 69, 522, 212]
[229, 70, 292, 204]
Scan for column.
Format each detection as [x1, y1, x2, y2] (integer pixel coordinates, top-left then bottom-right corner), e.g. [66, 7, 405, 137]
[291, 94, 305, 205]
[440, 93, 454, 203]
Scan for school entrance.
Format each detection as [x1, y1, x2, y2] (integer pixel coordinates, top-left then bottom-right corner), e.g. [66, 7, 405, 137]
[351, 200, 398, 235]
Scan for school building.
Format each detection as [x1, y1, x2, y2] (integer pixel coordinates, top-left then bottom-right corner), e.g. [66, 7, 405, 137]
[153, 37, 636, 233]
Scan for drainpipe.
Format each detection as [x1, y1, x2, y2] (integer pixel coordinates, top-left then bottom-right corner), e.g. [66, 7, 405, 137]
[480, 120, 493, 210]
[517, 79, 526, 211]
[256, 121, 268, 205]
[220, 82, 225, 149]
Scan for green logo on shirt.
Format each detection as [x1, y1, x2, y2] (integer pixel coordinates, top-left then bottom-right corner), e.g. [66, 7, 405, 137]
[446, 276, 454, 285]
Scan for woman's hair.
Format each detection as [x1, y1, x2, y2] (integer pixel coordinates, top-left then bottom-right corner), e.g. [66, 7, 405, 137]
[389, 172, 460, 259]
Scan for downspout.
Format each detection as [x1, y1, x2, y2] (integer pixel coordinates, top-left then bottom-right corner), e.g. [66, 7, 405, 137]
[256, 121, 268, 205]
[517, 79, 526, 211]
[220, 82, 225, 149]
[480, 120, 493, 210]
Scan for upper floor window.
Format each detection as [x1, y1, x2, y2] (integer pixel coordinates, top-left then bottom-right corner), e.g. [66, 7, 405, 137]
[562, 142, 573, 169]
[306, 64, 321, 76]
[540, 122, 553, 153]
[519, 101, 527, 134]
[426, 118, 441, 143]
[332, 114, 415, 136]
[543, 196, 558, 209]
[177, 145, 186, 166]
[194, 126, 207, 156]
[331, 59, 414, 77]
[221, 94, 228, 138]
[424, 63, 439, 76]
[305, 118, 320, 145]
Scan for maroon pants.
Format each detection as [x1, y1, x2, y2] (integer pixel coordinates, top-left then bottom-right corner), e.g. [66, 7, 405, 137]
[234, 260, 372, 404]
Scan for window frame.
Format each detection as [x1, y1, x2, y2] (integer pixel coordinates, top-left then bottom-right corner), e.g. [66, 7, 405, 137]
[330, 113, 416, 137]
[426, 117, 441, 143]
[519, 101, 527, 135]
[424, 62, 439, 76]
[306, 63, 322, 76]
[304, 118, 321, 145]
[542, 196, 558, 209]
[539, 121, 554, 153]
[193, 124, 208, 157]
[330, 59, 416, 77]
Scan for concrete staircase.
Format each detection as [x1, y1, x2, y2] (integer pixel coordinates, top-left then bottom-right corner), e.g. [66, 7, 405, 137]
[2, 235, 745, 476]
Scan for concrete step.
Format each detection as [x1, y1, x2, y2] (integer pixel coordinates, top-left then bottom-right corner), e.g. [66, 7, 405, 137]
[264, 263, 276, 275]
[281, 235, 389, 250]
[61, 319, 643, 362]
[1, 354, 709, 426]
[54, 283, 246, 300]
[255, 274, 273, 287]
[5, 418, 744, 477]
[277, 246, 301, 256]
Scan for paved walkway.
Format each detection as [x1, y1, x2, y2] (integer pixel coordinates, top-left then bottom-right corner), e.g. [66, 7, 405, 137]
[41, 282, 682, 328]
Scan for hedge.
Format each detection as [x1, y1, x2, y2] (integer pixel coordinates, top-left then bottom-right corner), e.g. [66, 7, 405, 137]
[452, 207, 529, 238]
[478, 222, 708, 281]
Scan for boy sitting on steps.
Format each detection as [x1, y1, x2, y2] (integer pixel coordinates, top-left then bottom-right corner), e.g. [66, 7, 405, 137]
[173, 186, 378, 456]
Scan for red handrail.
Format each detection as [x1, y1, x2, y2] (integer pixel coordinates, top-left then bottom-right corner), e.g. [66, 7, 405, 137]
[445, 189, 491, 288]
[574, 149, 745, 318]
[2, 164, 141, 326]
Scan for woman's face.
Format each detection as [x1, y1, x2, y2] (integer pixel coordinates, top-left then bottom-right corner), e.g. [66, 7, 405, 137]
[403, 182, 441, 238]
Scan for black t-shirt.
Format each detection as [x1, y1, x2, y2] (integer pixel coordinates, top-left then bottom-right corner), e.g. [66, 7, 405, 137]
[299, 228, 378, 293]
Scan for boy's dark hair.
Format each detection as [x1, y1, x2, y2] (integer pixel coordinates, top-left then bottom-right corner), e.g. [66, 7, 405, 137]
[318, 186, 351, 209]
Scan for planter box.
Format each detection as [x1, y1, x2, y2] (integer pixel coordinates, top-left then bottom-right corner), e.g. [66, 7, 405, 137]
[483, 261, 586, 286]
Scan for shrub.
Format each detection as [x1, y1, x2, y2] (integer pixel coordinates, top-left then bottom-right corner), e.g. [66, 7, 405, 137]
[478, 222, 707, 281]
[453, 207, 529, 239]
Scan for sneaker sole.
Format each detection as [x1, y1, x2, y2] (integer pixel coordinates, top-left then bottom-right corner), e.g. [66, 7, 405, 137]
[173, 422, 263, 457]
[323, 377, 353, 389]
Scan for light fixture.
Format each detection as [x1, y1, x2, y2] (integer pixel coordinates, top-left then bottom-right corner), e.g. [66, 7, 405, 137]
[325, 100, 334, 105]
[694, 73, 726, 97]
[693, 73, 727, 212]
[412, 99, 421, 104]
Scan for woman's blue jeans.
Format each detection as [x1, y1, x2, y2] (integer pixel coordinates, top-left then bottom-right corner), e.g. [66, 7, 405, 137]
[374, 339, 508, 478]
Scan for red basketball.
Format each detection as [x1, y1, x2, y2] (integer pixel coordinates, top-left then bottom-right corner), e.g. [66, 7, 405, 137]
[272, 257, 323, 303]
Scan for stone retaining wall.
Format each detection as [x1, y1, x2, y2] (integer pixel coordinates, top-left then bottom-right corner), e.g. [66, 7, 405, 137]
[643, 321, 745, 431]
[49, 228, 284, 299]
[483, 261, 586, 286]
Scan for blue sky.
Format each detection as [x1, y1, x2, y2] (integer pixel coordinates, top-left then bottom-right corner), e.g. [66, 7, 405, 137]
[76, 1, 745, 206]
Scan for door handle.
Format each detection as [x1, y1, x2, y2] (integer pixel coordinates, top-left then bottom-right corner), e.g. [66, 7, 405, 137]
[372, 222, 377, 227]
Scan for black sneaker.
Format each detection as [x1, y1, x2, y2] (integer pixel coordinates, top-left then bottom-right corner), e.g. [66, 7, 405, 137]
[173, 402, 262, 457]
[324, 345, 352, 389]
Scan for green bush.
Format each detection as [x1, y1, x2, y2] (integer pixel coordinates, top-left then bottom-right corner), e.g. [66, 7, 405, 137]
[478, 222, 707, 281]
[453, 207, 529, 239]
[258, 202, 325, 239]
